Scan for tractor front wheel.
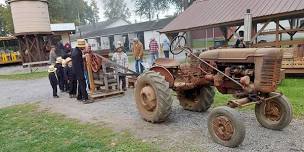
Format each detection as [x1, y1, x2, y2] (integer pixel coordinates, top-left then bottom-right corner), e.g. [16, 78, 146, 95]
[208, 106, 245, 148]
[134, 71, 173, 123]
[255, 93, 293, 130]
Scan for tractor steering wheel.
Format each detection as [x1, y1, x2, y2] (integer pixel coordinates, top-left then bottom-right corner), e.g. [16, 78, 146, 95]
[170, 35, 187, 55]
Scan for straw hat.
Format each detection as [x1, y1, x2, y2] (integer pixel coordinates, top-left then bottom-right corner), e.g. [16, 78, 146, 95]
[115, 41, 123, 49]
[65, 57, 72, 64]
[56, 57, 63, 64]
[48, 65, 57, 73]
[76, 39, 86, 48]
[133, 37, 139, 42]
[62, 59, 67, 67]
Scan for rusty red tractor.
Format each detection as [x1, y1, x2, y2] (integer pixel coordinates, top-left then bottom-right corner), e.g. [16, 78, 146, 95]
[133, 36, 293, 147]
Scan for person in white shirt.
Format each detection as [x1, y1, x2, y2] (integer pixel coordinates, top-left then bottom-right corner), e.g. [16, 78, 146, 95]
[112, 41, 128, 91]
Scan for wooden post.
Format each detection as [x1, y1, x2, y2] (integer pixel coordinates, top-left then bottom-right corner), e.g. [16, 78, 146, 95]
[252, 22, 257, 44]
[220, 26, 228, 46]
[289, 19, 295, 41]
[102, 62, 109, 90]
[251, 20, 271, 44]
[85, 54, 96, 95]
[35, 36, 42, 62]
[275, 19, 280, 48]
[227, 26, 241, 41]
[25, 35, 32, 64]
[2, 41, 6, 50]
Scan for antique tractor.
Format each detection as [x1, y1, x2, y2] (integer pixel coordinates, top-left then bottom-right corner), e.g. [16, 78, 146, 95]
[133, 36, 293, 147]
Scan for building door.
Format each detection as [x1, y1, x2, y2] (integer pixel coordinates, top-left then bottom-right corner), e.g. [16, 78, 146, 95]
[123, 34, 129, 52]
[109, 35, 115, 52]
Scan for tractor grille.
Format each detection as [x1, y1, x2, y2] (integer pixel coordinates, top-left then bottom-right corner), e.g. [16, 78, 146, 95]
[259, 58, 282, 92]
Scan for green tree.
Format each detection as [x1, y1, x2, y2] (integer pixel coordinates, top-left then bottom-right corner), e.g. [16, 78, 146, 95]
[0, 0, 97, 35]
[90, 0, 99, 23]
[134, 0, 196, 20]
[48, 0, 95, 25]
[103, 0, 131, 20]
[135, 0, 169, 21]
[0, 4, 14, 36]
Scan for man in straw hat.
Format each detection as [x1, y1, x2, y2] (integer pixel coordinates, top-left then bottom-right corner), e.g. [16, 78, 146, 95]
[72, 39, 89, 103]
[48, 65, 59, 98]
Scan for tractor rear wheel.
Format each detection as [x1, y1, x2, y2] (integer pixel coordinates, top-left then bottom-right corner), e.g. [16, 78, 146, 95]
[134, 71, 173, 123]
[208, 106, 245, 148]
[177, 86, 215, 112]
[255, 93, 293, 130]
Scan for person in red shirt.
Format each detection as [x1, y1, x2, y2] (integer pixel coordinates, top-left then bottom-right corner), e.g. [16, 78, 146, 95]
[149, 38, 159, 65]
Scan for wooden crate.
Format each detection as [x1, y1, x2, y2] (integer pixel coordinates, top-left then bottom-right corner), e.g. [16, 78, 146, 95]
[90, 90, 124, 101]
[127, 76, 137, 88]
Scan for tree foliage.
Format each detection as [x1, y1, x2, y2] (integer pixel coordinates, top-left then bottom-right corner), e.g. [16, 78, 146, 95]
[90, 0, 100, 23]
[135, 0, 170, 21]
[103, 0, 131, 20]
[0, 4, 14, 36]
[134, 0, 196, 20]
[48, 0, 97, 25]
[0, 0, 98, 35]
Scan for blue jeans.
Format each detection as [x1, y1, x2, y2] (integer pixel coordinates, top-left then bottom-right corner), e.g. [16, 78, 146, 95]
[164, 50, 169, 58]
[135, 59, 144, 74]
[150, 52, 159, 64]
[84, 71, 90, 90]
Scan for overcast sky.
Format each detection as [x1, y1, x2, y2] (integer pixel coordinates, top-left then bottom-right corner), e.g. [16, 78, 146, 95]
[0, 0, 176, 23]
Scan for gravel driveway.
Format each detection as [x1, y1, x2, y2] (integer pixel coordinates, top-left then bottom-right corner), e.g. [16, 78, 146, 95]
[40, 92, 304, 152]
[0, 77, 303, 152]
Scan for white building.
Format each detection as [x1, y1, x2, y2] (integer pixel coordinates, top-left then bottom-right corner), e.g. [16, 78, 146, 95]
[71, 18, 130, 49]
[72, 17, 174, 52]
[50, 23, 76, 44]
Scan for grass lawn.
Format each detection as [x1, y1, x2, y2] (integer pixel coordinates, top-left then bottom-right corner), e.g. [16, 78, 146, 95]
[0, 104, 159, 152]
[0, 71, 48, 80]
[213, 78, 304, 118]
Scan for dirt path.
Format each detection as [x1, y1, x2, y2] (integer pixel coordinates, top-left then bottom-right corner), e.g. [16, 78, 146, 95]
[1, 78, 303, 152]
[39, 92, 304, 152]
[0, 78, 52, 108]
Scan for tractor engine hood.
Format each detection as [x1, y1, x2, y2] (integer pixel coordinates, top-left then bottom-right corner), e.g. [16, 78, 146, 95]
[199, 48, 283, 61]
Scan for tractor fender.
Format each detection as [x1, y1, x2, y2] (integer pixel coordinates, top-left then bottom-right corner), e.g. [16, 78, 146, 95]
[150, 66, 174, 87]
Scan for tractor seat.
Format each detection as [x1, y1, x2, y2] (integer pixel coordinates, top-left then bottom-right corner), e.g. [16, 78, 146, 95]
[154, 58, 180, 68]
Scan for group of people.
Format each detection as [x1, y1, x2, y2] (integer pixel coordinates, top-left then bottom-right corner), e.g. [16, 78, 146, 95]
[148, 38, 171, 64]
[47, 37, 171, 103]
[48, 39, 91, 104]
[48, 39, 131, 103]
[132, 38, 171, 74]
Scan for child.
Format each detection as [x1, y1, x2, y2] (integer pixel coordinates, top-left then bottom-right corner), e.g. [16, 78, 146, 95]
[55, 57, 65, 92]
[48, 65, 59, 98]
[66, 58, 77, 98]
[112, 41, 128, 91]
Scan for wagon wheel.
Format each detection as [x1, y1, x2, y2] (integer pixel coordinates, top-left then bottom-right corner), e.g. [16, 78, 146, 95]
[208, 106, 245, 148]
[134, 71, 173, 123]
[177, 86, 215, 112]
[255, 93, 293, 130]
[170, 35, 187, 55]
